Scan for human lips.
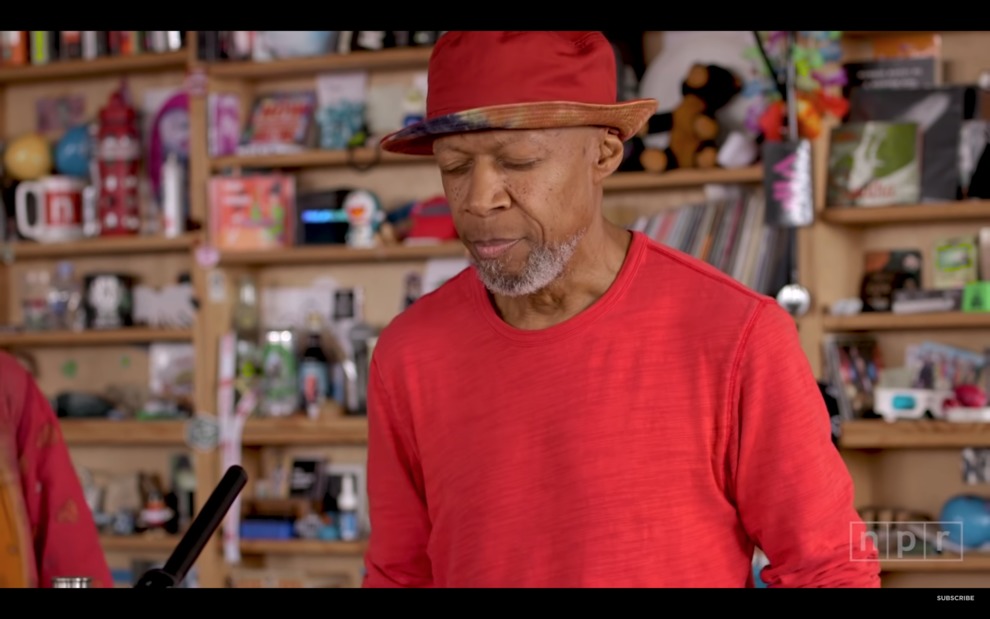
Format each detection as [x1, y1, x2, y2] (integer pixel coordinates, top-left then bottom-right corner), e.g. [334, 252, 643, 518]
[471, 238, 520, 259]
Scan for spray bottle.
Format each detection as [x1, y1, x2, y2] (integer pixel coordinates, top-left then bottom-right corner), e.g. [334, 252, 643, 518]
[337, 475, 360, 541]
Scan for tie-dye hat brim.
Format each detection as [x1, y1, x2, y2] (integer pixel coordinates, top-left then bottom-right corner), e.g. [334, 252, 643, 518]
[379, 31, 659, 157]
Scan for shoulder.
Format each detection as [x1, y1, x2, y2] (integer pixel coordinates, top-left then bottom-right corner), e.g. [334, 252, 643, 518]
[639, 233, 768, 302]
[634, 232, 777, 330]
[0, 350, 30, 398]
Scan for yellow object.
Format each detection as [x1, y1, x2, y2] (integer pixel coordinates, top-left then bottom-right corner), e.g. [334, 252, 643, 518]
[3, 133, 52, 181]
[0, 441, 32, 587]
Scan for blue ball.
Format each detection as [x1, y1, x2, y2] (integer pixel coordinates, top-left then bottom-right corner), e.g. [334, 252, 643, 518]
[54, 124, 93, 178]
[939, 495, 990, 549]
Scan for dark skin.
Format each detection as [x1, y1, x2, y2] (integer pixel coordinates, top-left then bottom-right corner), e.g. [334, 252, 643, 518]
[433, 126, 631, 331]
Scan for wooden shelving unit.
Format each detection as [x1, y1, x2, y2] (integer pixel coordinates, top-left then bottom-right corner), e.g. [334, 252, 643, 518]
[239, 539, 367, 556]
[1, 233, 199, 260]
[822, 312, 990, 332]
[0, 327, 193, 348]
[0, 50, 187, 83]
[840, 420, 990, 449]
[799, 30, 990, 589]
[100, 534, 181, 552]
[603, 165, 763, 191]
[217, 241, 466, 266]
[821, 201, 990, 226]
[207, 45, 433, 79]
[880, 554, 990, 572]
[60, 419, 189, 446]
[210, 147, 421, 171]
[241, 415, 368, 446]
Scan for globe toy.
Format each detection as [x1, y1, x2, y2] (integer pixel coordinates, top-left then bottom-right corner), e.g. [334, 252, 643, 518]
[54, 123, 94, 178]
[3, 132, 52, 181]
[939, 494, 990, 549]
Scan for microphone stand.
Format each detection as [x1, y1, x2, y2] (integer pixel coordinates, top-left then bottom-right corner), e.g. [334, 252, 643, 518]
[134, 465, 248, 588]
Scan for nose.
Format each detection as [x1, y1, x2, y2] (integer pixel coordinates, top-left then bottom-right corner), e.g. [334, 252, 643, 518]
[462, 161, 510, 218]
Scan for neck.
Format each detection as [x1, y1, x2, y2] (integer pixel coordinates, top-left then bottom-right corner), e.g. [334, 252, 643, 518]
[490, 219, 632, 330]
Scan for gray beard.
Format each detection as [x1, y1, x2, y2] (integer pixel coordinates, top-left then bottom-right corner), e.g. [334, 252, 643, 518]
[471, 230, 585, 297]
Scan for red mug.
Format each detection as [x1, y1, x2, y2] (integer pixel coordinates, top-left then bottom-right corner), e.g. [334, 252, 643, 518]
[15, 175, 98, 243]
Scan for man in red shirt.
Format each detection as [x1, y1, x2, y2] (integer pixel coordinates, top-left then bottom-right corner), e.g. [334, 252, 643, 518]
[0, 351, 113, 587]
[363, 31, 880, 588]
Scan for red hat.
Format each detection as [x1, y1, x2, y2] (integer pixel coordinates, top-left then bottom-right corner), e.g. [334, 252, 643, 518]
[379, 31, 658, 156]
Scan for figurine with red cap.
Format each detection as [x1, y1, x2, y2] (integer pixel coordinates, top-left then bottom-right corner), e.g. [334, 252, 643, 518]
[364, 31, 880, 589]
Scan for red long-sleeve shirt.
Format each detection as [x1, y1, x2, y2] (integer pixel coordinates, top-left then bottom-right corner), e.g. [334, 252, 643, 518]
[0, 351, 113, 588]
[364, 231, 880, 588]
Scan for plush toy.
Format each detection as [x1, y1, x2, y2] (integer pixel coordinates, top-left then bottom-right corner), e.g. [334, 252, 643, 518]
[638, 63, 743, 173]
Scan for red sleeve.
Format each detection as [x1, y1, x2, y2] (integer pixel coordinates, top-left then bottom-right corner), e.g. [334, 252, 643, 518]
[363, 356, 434, 588]
[14, 367, 114, 589]
[731, 301, 881, 588]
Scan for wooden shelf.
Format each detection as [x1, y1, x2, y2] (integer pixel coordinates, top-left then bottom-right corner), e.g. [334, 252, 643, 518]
[100, 534, 179, 552]
[207, 46, 432, 80]
[239, 539, 367, 556]
[603, 166, 763, 191]
[61, 419, 188, 446]
[822, 312, 990, 332]
[2, 233, 198, 261]
[821, 201, 990, 226]
[242, 414, 367, 446]
[210, 147, 422, 171]
[840, 420, 990, 449]
[0, 50, 188, 84]
[880, 553, 990, 572]
[0, 327, 193, 348]
[209, 151, 763, 196]
[218, 241, 465, 266]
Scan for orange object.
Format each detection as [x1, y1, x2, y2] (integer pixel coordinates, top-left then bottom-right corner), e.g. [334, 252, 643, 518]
[759, 91, 849, 142]
[0, 442, 32, 587]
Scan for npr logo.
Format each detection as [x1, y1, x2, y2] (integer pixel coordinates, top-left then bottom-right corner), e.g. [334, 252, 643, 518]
[850, 521, 964, 561]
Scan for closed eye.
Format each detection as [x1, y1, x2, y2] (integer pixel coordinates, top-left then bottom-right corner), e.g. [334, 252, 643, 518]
[501, 159, 540, 171]
[439, 163, 471, 175]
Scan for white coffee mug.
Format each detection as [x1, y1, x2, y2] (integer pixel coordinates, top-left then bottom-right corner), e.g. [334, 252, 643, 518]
[15, 175, 98, 243]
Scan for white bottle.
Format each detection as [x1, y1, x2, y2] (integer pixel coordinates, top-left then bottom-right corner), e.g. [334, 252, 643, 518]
[337, 475, 360, 541]
[161, 152, 184, 238]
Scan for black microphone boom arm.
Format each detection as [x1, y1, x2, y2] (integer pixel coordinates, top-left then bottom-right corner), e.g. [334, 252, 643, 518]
[134, 464, 249, 588]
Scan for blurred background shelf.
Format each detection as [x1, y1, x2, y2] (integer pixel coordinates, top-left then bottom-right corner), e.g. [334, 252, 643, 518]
[840, 420, 990, 449]
[206, 46, 432, 79]
[239, 539, 367, 556]
[2, 233, 198, 260]
[60, 419, 188, 446]
[821, 201, 990, 226]
[217, 241, 466, 266]
[822, 312, 990, 332]
[0, 328, 194, 348]
[0, 50, 188, 83]
[100, 534, 179, 552]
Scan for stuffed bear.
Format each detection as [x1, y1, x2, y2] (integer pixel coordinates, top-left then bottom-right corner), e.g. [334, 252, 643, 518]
[638, 63, 743, 173]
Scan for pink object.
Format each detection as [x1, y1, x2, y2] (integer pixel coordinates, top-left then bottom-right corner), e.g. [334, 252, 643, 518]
[954, 384, 987, 408]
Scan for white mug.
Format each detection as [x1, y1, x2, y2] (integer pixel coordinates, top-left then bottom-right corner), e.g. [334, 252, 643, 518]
[15, 175, 98, 243]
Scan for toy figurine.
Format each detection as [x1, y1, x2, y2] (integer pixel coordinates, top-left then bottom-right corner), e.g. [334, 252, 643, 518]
[342, 189, 382, 248]
[94, 82, 143, 236]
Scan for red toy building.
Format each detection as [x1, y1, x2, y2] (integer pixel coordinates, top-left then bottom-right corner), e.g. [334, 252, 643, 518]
[94, 83, 142, 236]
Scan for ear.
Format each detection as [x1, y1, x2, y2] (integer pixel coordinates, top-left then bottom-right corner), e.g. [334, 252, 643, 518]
[593, 130, 626, 181]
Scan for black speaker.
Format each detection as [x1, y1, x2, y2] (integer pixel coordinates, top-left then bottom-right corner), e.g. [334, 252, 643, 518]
[295, 188, 354, 245]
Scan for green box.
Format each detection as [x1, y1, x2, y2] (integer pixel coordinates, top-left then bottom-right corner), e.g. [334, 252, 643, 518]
[962, 281, 990, 312]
